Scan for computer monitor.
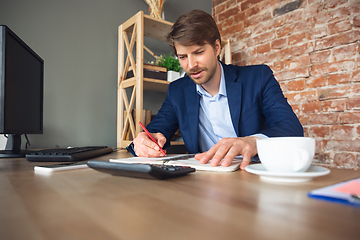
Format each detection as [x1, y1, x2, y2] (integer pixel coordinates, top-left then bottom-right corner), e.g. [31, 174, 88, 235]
[0, 25, 44, 158]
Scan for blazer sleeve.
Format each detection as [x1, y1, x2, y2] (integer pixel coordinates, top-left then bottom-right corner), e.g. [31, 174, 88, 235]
[257, 65, 303, 137]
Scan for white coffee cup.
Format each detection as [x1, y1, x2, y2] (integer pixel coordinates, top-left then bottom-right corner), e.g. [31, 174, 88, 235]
[256, 137, 315, 173]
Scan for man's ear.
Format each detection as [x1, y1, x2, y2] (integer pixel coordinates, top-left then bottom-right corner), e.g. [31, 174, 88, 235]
[214, 39, 221, 58]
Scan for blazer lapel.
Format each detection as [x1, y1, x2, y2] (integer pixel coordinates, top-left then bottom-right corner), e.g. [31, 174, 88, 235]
[184, 83, 200, 152]
[223, 64, 242, 136]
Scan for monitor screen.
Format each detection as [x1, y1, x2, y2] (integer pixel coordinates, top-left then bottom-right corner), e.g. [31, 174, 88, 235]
[0, 25, 44, 157]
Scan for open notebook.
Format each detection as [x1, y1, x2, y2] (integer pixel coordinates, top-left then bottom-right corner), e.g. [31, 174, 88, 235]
[110, 154, 242, 172]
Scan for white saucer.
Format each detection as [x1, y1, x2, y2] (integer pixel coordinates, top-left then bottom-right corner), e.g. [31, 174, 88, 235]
[245, 164, 330, 183]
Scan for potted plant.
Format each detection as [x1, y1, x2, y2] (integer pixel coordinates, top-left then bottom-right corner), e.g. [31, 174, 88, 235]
[156, 53, 182, 82]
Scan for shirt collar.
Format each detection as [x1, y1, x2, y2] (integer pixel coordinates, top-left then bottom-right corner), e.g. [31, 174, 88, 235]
[196, 62, 226, 98]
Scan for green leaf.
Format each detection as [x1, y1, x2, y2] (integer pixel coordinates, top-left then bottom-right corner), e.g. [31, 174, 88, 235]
[156, 52, 182, 72]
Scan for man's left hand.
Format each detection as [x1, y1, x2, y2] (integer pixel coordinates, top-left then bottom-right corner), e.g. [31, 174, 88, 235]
[194, 136, 260, 170]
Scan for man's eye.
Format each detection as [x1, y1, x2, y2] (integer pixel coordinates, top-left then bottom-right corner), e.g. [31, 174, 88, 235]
[178, 56, 186, 60]
[196, 51, 204, 55]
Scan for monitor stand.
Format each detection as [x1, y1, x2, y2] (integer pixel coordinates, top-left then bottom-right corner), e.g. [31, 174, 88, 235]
[0, 134, 32, 158]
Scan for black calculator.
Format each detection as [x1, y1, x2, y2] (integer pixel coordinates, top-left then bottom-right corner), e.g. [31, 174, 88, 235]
[87, 160, 196, 180]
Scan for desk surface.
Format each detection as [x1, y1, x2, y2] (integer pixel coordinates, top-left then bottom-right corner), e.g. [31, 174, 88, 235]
[0, 151, 359, 240]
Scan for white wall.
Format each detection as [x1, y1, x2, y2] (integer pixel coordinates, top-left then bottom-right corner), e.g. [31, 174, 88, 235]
[0, 0, 211, 149]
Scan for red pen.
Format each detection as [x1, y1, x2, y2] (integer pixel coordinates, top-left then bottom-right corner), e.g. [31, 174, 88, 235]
[139, 122, 166, 156]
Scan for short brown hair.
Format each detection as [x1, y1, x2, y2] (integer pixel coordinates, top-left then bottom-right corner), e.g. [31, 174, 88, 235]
[166, 10, 221, 56]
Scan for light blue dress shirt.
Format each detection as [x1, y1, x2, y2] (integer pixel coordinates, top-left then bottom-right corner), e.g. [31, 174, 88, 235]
[196, 64, 238, 152]
[196, 63, 267, 152]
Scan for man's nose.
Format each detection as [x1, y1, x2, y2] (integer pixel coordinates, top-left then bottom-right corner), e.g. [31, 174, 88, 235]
[188, 56, 198, 70]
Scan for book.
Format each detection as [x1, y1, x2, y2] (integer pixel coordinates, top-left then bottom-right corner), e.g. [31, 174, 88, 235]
[110, 154, 242, 172]
[308, 177, 360, 208]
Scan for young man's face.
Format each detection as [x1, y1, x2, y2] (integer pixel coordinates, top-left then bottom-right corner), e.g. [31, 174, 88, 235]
[175, 40, 221, 86]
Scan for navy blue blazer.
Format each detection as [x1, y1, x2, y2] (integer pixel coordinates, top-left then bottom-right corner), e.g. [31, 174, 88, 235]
[146, 63, 303, 154]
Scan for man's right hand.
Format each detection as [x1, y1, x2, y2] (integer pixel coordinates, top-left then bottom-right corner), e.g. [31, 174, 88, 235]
[133, 132, 167, 157]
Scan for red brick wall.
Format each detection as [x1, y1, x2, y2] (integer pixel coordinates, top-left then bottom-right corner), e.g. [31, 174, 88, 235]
[213, 0, 360, 169]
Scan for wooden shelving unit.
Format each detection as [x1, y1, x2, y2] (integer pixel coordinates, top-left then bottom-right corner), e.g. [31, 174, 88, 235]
[117, 11, 172, 148]
[117, 11, 232, 148]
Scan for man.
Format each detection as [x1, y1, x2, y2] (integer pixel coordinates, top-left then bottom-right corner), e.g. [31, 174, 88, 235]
[132, 10, 303, 170]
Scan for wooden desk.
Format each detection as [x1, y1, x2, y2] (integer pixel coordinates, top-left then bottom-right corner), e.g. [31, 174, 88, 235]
[1, 152, 359, 240]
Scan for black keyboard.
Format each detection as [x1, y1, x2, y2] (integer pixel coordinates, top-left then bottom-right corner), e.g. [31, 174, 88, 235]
[26, 146, 113, 162]
[87, 160, 196, 180]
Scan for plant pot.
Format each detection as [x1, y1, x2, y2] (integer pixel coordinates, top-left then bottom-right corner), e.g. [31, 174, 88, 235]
[126, 64, 167, 81]
[167, 71, 180, 82]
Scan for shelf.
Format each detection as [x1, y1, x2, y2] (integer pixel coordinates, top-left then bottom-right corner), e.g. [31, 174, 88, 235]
[122, 13, 172, 41]
[170, 141, 185, 146]
[121, 78, 169, 92]
[144, 78, 169, 92]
